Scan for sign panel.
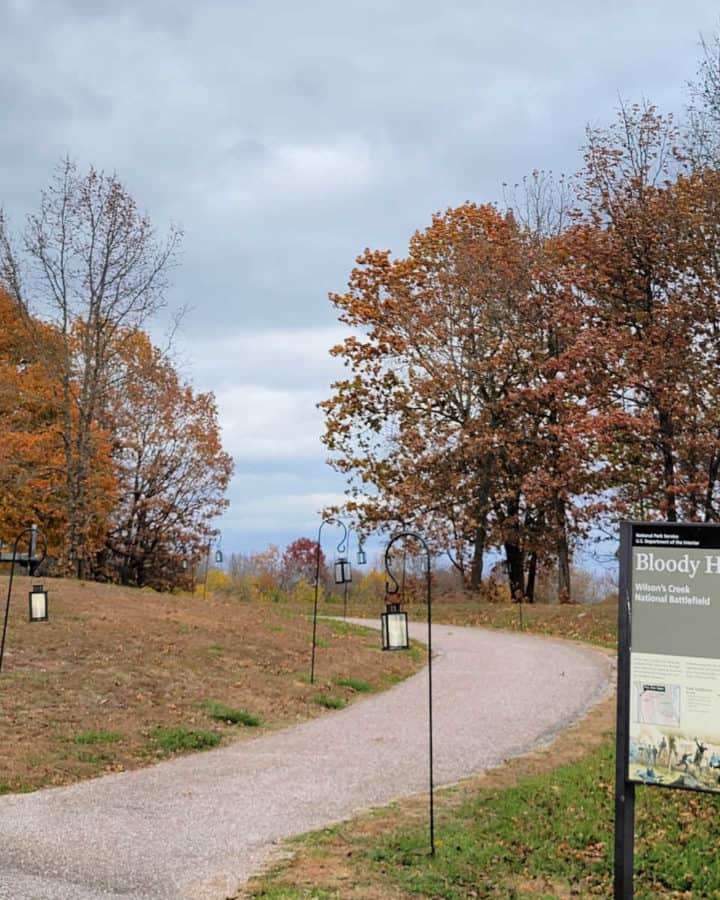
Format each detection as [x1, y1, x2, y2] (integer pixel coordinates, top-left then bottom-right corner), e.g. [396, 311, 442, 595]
[628, 523, 720, 793]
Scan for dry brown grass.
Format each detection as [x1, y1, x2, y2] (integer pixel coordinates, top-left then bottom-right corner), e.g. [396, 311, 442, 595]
[0, 575, 421, 794]
[323, 589, 618, 647]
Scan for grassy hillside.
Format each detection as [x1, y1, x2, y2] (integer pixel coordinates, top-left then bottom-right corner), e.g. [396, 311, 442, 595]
[0, 576, 421, 794]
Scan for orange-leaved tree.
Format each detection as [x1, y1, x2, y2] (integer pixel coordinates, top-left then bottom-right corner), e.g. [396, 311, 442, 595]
[0, 286, 66, 548]
[0, 159, 181, 575]
[0, 286, 116, 555]
[565, 102, 720, 523]
[322, 203, 596, 598]
[98, 330, 233, 589]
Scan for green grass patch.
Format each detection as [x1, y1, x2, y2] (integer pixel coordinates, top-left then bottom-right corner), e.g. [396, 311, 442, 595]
[203, 700, 262, 727]
[362, 740, 720, 898]
[72, 730, 124, 745]
[378, 672, 404, 687]
[312, 694, 346, 710]
[333, 677, 372, 693]
[314, 638, 329, 649]
[324, 620, 371, 638]
[146, 726, 221, 754]
[0, 781, 35, 796]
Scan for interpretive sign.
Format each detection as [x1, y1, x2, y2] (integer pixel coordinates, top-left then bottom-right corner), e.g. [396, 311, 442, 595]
[629, 523, 720, 793]
[614, 521, 720, 898]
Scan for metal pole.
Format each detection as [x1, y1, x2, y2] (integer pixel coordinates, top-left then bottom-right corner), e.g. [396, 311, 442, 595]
[426, 542, 435, 856]
[202, 542, 211, 601]
[343, 526, 354, 620]
[385, 531, 435, 855]
[311, 519, 348, 681]
[614, 521, 635, 899]
[310, 519, 324, 684]
[1, 525, 47, 674]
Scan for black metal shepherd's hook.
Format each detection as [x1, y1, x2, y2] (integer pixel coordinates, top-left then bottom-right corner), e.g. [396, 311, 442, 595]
[336, 521, 348, 557]
[341, 525, 352, 620]
[310, 517, 347, 684]
[384, 531, 435, 856]
[0, 524, 48, 674]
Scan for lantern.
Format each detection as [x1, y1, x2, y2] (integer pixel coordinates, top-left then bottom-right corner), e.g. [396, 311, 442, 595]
[334, 558, 352, 584]
[28, 584, 48, 622]
[357, 546, 367, 566]
[381, 602, 409, 651]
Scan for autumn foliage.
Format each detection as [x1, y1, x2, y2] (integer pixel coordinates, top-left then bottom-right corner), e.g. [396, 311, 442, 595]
[0, 161, 232, 589]
[322, 85, 720, 600]
[0, 284, 232, 588]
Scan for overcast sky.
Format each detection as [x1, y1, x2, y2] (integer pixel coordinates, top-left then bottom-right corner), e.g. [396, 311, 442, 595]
[2, 1, 718, 559]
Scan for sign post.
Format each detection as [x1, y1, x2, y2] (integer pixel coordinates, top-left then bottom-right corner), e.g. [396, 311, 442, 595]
[614, 522, 635, 899]
[615, 521, 720, 897]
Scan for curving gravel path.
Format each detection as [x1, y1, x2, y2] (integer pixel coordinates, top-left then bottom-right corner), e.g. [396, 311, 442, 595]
[0, 621, 613, 900]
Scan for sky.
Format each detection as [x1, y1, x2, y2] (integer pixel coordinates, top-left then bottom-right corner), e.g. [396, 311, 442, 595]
[1, 0, 719, 562]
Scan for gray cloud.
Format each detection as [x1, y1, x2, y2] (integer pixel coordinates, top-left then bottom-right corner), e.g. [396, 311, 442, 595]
[1, 0, 718, 553]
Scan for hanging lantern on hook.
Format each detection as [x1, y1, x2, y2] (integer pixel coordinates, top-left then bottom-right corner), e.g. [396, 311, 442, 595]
[381, 601, 408, 651]
[334, 557, 352, 584]
[333, 521, 351, 583]
[28, 584, 49, 622]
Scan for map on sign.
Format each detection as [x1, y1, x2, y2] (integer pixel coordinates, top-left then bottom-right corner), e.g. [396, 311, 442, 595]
[633, 682, 681, 727]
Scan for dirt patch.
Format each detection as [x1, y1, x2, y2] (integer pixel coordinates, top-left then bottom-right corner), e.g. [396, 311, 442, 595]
[0, 576, 421, 794]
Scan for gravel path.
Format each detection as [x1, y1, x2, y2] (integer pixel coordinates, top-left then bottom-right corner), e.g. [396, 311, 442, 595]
[0, 621, 613, 899]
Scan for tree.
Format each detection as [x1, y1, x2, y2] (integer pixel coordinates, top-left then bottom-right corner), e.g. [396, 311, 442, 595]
[98, 331, 233, 589]
[248, 544, 283, 596]
[0, 158, 182, 574]
[567, 102, 720, 524]
[322, 203, 595, 598]
[282, 537, 326, 588]
[686, 28, 720, 167]
[0, 287, 69, 547]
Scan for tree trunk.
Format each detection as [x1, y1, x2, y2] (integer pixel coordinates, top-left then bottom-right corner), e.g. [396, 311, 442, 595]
[504, 540, 525, 601]
[557, 535, 572, 603]
[658, 409, 677, 521]
[704, 451, 720, 522]
[525, 552, 537, 602]
[555, 494, 572, 603]
[470, 524, 485, 592]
